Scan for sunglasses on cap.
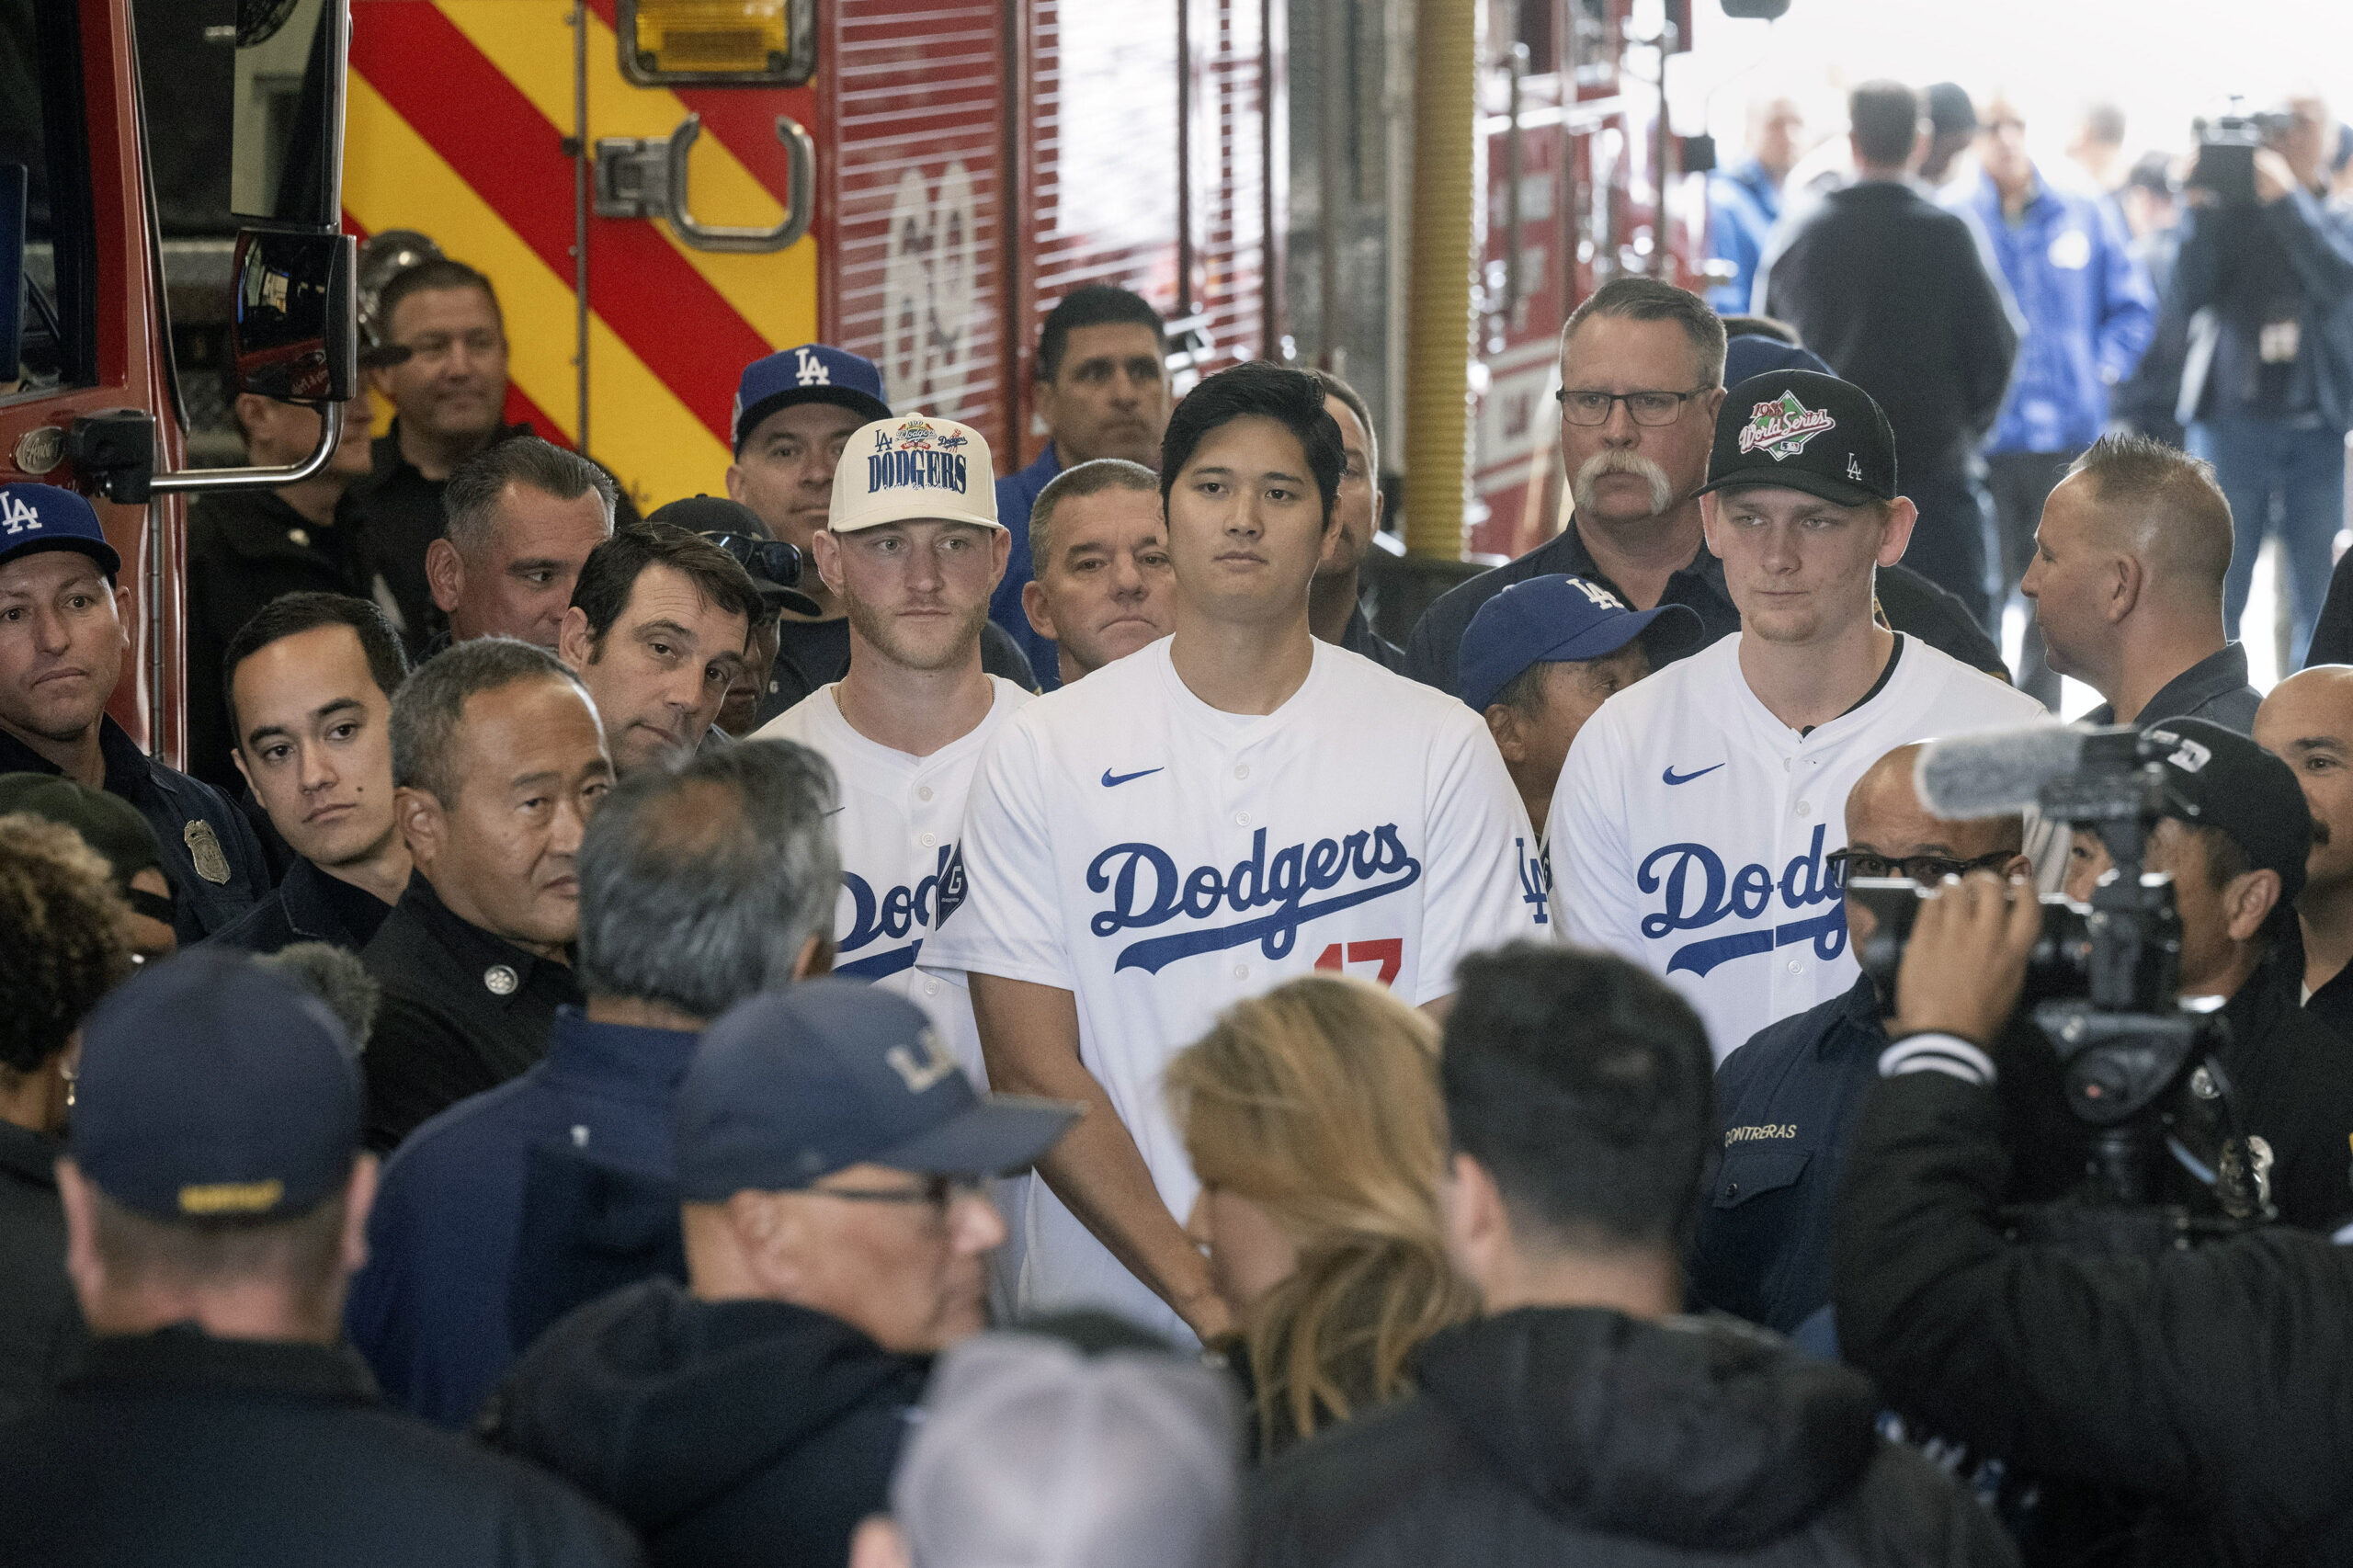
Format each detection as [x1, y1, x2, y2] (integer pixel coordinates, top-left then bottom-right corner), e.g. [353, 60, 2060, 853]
[699, 531, 806, 589]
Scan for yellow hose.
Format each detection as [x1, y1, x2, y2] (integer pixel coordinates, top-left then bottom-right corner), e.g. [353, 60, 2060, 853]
[1403, 0, 1477, 560]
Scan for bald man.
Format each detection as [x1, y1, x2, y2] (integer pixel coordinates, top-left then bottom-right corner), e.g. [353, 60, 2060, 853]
[1689, 743, 2028, 1343]
[2024, 435, 2260, 731]
[2256, 665, 2353, 1041]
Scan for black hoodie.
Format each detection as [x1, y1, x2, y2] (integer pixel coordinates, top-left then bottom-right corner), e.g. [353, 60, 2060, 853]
[1247, 1306, 2018, 1568]
[476, 1278, 928, 1568]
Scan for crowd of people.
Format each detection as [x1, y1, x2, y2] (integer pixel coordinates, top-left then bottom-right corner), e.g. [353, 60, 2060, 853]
[6, 80, 2353, 1563]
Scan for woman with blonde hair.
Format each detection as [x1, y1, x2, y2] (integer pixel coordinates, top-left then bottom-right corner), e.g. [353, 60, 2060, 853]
[1166, 974, 1475, 1456]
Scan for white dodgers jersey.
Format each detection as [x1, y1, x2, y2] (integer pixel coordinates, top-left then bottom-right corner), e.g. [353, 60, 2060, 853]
[1551, 632, 2048, 1062]
[921, 637, 1540, 1337]
[754, 676, 1030, 1077]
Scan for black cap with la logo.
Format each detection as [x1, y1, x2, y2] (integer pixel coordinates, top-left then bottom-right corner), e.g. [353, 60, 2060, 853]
[1699, 369, 1899, 508]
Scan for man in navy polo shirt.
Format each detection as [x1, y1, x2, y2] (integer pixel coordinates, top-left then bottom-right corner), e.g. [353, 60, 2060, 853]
[0, 483, 268, 944]
[725, 343, 1033, 722]
[994, 286, 1174, 689]
[1689, 741, 2029, 1345]
[347, 738, 840, 1426]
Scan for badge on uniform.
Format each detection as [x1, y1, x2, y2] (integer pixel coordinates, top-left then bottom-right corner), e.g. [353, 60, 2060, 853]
[483, 964, 518, 996]
[183, 820, 231, 884]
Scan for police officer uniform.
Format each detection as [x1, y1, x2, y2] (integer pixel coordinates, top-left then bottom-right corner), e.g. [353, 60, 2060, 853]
[0, 951, 636, 1568]
[0, 484, 269, 946]
[207, 853, 397, 956]
[359, 873, 584, 1153]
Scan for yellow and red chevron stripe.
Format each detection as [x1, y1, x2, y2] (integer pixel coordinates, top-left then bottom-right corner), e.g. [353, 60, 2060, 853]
[346, 0, 819, 509]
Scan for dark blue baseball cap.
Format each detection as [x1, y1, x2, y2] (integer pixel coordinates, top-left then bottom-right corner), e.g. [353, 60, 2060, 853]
[71, 949, 362, 1221]
[733, 344, 893, 455]
[1458, 574, 1704, 711]
[1724, 332, 1833, 385]
[0, 483, 122, 580]
[675, 980, 1081, 1200]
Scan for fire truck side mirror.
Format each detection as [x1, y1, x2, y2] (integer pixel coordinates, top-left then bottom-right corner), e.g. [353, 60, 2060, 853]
[231, 231, 358, 404]
[229, 0, 349, 231]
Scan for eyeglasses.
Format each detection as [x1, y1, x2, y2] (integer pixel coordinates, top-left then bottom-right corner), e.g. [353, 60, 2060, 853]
[1827, 848, 2016, 883]
[699, 530, 805, 588]
[806, 1174, 987, 1212]
[1555, 387, 1712, 426]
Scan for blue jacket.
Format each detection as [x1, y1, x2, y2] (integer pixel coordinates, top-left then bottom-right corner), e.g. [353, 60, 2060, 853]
[1706, 159, 1782, 316]
[1689, 971, 1885, 1338]
[2173, 182, 2353, 432]
[1958, 168, 2155, 453]
[991, 443, 1063, 691]
[346, 1007, 701, 1427]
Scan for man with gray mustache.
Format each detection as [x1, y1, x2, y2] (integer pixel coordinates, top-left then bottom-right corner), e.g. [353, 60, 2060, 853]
[1404, 279, 2006, 698]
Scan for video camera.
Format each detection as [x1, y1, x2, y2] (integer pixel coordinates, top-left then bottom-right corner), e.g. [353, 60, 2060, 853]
[2188, 100, 2296, 206]
[1849, 725, 2269, 1245]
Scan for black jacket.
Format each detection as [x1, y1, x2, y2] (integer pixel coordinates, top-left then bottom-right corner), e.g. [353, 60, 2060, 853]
[0, 1121, 79, 1426]
[1403, 517, 2005, 699]
[0, 1325, 639, 1567]
[206, 853, 395, 955]
[360, 872, 582, 1153]
[184, 486, 354, 793]
[0, 717, 269, 946]
[1246, 1306, 2018, 1568]
[1835, 1065, 2353, 1566]
[2171, 186, 2353, 430]
[479, 1278, 928, 1568]
[1763, 180, 2019, 476]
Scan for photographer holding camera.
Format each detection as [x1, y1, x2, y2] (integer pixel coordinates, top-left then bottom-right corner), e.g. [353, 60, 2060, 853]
[2174, 94, 2353, 668]
[1833, 722, 2353, 1566]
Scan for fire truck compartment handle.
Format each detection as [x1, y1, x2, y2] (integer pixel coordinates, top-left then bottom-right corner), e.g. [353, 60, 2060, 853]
[665, 113, 813, 255]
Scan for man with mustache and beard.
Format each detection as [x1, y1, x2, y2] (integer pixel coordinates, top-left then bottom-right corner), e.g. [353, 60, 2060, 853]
[1404, 280, 2001, 699]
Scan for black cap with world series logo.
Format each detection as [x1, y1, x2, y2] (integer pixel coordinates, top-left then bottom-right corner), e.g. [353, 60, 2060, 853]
[1699, 368, 1900, 509]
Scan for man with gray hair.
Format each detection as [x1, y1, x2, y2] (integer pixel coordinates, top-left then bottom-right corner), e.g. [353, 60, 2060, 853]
[1404, 278, 1732, 697]
[1018, 458, 1176, 687]
[2021, 432, 2259, 732]
[848, 1328, 1245, 1568]
[348, 738, 839, 1426]
[421, 437, 618, 655]
[360, 638, 612, 1153]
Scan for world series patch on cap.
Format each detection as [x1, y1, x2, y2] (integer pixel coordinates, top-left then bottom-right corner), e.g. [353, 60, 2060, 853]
[1699, 369, 1898, 509]
[0, 482, 122, 578]
[832, 414, 1003, 534]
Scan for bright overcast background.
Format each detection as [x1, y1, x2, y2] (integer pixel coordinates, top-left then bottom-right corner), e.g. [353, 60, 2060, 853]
[1677, 0, 2353, 710]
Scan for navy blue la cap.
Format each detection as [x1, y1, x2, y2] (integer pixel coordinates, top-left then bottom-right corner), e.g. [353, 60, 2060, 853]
[1458, 574, 1704, 712]
[0, 483, 122, 579]
[72, 949, 362, 1221]
[675, 980, 1081, 1200]
[1699, 369, 1898, 509]
[733, 344, 893, 455]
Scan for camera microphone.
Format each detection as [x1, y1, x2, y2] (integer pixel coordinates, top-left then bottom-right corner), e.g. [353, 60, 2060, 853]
[1915, 725, 2090, 817]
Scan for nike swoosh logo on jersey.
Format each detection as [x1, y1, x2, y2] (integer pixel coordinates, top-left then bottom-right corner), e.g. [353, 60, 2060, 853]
[1100, 767, 1165, 788]
[1662, 763, 1726, 786]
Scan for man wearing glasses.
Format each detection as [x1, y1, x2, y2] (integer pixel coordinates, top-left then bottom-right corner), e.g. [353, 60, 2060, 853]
[1687, 738, 2028, 1347]
[1404, 278, 1732, 698]
[480, 982, 1076, 1568]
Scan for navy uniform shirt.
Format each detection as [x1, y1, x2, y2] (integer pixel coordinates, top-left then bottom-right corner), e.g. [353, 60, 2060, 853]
[1690, 971, 1886, 1337]
[359, 872, 583, 1153]
[1337, 602, 1408, 674]
[2083, 642, 2263, 734]
[0, 717, 268, 947]
[205, 854, 394, 956]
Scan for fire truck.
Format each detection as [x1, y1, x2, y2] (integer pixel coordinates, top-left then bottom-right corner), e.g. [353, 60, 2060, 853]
[0, 0, 1711, 767]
